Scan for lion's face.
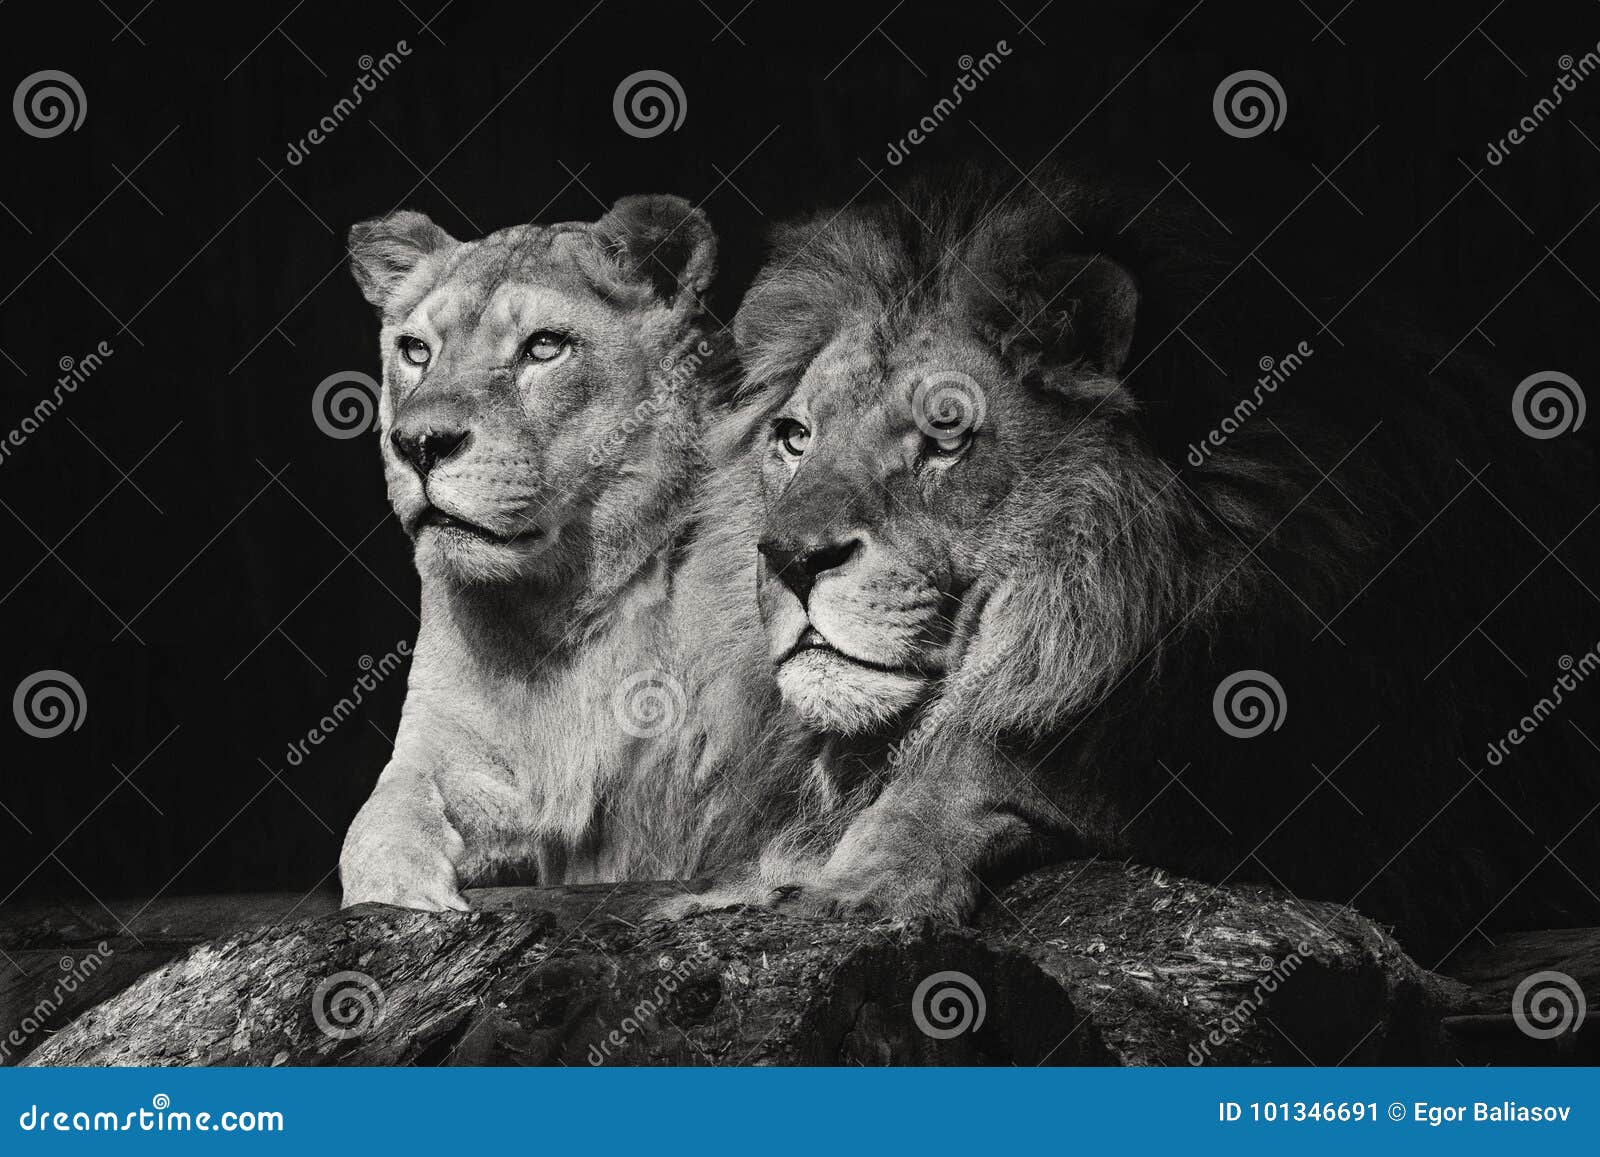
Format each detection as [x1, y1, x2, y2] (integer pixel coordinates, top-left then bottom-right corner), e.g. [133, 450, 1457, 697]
[349, 198, 715, 587]
[752, 317, 1047, 735]
[739, 226, 1138, 737]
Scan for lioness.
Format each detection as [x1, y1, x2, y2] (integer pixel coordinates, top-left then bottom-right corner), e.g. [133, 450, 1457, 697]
[338, 194, 809, 908]
[696, 166, 1600, 954]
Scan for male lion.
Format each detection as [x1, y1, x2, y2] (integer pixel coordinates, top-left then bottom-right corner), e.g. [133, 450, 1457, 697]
[338, 194, 809, 909]
[701, 166, 1600, 956]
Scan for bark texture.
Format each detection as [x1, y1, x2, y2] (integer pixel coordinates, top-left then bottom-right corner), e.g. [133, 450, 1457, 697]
[10, 863, 1590, 1067]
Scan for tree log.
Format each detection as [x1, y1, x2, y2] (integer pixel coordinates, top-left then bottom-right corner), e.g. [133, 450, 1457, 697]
[13, 862, 1561, 1067]
[0, 891, 338, 1065]
[980, 861, 1483, 1064]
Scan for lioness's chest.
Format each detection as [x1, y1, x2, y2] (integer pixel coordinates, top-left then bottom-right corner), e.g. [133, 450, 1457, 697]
[490, 629, 680, 849]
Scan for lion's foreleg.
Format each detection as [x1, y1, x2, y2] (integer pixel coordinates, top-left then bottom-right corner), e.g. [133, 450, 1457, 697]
[767, 733, 1048, 922]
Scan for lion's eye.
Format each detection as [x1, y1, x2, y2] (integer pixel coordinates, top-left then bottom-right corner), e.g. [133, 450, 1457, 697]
[775, 418, 811, 457]
[523, 331, 569, 362]
[397, 336, 431, 367]
[925, 430, 971, 457]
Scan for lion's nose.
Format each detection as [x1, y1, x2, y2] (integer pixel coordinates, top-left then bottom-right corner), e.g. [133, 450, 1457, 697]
[758, 536, 860, 605]
[391, 426, 470, 476]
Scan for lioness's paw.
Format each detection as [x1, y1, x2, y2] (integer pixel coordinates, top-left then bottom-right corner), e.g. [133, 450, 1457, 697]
[340, 850, 468, 913]
[345, 881, 470, 913]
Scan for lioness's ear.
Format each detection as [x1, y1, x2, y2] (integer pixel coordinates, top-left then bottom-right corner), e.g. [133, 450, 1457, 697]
[594, 194, 716, 306]
[1002, 255, 1139, 376]
[348, 210, 457, 312]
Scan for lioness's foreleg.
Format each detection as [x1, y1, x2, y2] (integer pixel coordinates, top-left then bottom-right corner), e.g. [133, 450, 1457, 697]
[339, 760, 469, 911]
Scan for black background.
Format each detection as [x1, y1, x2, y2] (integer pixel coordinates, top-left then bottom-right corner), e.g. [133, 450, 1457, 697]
[1, 0, 1596, 916]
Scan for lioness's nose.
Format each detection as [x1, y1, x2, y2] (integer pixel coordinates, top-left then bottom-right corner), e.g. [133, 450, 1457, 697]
[391, 426, 470, 476]
[758, 536, 860, 605]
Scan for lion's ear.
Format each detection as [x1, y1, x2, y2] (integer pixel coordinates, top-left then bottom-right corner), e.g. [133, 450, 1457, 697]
[594, 194, 717, 307]
[348, 210, 457, 312]
[1002, 255, 1139, 376]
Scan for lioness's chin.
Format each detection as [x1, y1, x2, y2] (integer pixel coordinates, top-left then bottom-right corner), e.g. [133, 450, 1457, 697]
[416, 523, 560, 585]
[775, 649, 928, 735]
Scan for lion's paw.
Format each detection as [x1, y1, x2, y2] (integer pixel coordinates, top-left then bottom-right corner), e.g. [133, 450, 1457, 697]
[764, 879, 896, 922]
[647, 884, 763, 922]
[762, 867, 978, 925]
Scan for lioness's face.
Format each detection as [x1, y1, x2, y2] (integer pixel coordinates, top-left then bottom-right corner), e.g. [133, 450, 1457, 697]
[377, 233, 651, 584]
[752, 317, 1030, 735]
[349, 198, 715, 586]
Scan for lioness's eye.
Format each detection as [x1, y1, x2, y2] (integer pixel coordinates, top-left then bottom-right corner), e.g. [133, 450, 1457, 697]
[523, 331, 569, 362]
[397, 335, 431, 367]
[775, 418, 810, 457]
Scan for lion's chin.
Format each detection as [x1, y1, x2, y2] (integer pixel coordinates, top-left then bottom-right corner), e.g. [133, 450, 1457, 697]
[775, 648, 929, 735]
